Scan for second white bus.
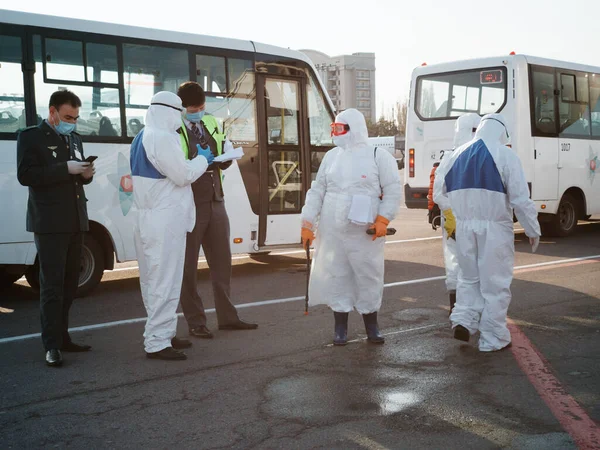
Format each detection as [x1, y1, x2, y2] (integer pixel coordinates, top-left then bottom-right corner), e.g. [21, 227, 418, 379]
[404, 53, 600, 237]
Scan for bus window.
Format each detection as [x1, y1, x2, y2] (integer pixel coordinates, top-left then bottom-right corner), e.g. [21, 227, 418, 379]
[44, 38, 85, 82]
[306, 75, 333, 179]
[307, 76, 333, 147]
[416, 68, 507, 120]
[204, 94, 257, 143]
[123, 43, 189, 136]
[451, 85, 479, 114]
[0, 34, 25, 133]
[33, 35, 121, 136]
[265, 80, 299, 145]
[203, 58, 257, 142]
[196, 54, 226, 94]
[530, 65, 556, 135]
[86, 43, 118, 84]
[228, 58, 254, 95]
[310, 151, 326, 181]
[559, 72, 590, 137]
[268, 150, 301, 213]
[590, 74, 600, 137]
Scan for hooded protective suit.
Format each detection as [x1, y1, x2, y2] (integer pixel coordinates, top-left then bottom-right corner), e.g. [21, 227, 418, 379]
[301, 109, 402, 314]
[435, 113, 481, 292]
[433, 113, 540, 351]
[131, 91, 209, 353]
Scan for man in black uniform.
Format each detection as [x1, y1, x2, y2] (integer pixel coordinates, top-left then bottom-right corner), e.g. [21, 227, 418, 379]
[177, 82, 257, 338]
[17, 90, 95, 367]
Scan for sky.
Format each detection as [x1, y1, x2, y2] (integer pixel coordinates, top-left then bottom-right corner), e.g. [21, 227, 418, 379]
[4, 0, 600, 119]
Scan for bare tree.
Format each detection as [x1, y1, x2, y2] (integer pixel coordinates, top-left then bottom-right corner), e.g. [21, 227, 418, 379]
[396, 99, 408, 136]
[367, 116, 399, 137]
[420, 84, 437, 118]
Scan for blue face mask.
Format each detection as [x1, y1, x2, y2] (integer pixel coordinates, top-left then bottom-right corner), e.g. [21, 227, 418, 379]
[186, 110, 205, 123]
[52, 112, 76, 135]
[55, 120, 76, 135]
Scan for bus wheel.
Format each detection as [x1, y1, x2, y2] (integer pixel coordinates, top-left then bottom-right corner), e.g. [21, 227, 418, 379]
[0, 268, 24, 290]
[24, 234, 105, 297]
[77, 234, 105, 298]
[541, 193, 579, 237]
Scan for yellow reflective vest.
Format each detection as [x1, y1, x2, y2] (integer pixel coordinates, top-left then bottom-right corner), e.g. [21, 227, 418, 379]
[179, 114, 225, 179]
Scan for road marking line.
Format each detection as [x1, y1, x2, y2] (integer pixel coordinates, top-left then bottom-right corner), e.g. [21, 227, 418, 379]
[508, 320, 600, 449]
[3, 254, 599, 345]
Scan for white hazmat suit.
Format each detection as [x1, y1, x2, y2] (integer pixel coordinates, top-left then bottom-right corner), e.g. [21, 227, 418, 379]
[130, 92, 209, 354]
[435, 113, 481, 293]
[301, 108, 402, 314]
[433, 113, 540, 351]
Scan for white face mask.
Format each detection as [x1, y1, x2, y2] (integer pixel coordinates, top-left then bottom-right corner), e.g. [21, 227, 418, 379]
[333, 134, 351, 148]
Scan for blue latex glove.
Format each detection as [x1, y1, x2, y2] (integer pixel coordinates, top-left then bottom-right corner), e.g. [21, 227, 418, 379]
[196, 144, 214, 164]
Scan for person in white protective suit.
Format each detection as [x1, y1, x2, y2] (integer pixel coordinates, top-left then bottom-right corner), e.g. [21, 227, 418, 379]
[433, 113, 541, 351]
[300, 108, 402, 346]
[130, 91, 214, 361]
[433, 113, 481, 314]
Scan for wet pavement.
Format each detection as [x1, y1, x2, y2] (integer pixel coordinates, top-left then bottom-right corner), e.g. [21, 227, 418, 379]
[0, 210, 599, 449]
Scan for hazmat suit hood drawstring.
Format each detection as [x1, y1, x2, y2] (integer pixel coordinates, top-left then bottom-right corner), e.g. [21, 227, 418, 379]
[333, 108, 369, 149]
[475, 113, 510, 146]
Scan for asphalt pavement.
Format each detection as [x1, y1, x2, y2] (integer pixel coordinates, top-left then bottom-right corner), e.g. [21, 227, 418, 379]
[1, 209, 599, 449]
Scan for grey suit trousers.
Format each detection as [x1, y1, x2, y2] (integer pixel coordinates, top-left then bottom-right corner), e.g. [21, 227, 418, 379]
[180, 196, 239, 328]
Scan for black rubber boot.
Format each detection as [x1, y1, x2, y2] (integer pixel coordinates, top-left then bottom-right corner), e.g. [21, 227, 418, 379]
[449, 291, 456, 316]
[333, 312, 349, 346]
[362, 312, 385, 344]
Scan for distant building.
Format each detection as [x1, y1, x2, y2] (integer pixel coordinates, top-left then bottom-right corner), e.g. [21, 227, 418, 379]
[300, 49, 376, 123]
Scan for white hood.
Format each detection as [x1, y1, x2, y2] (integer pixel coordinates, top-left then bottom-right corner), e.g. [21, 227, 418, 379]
[146, 91, 183, 132]
[454, 113, 482, 148]
[333, 108, 370, 149]
[475, 113, 510, 146]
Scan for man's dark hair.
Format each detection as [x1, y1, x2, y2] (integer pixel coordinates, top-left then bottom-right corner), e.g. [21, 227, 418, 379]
[177, 82, 206, 108]
[49, 90, 82, 109]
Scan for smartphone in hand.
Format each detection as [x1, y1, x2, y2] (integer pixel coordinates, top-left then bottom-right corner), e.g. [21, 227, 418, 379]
[85, 155, 98, 163]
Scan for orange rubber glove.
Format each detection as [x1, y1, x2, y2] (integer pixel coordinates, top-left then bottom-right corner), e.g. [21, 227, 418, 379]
[301, 221, 315, 249]
[369, 215, 390, 241]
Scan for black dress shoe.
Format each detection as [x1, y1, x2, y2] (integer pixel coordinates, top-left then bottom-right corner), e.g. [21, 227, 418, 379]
[62, 342, 92, 352]
[218, 320, 258, 330]
[46, 349, 63, 367]
[146, 347, 187, 360]
[189, 325, 214, 339]
[171, 337, 192, 349]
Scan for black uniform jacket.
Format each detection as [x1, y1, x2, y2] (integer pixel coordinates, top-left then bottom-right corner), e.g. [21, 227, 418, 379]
[16, 121, 92, 234]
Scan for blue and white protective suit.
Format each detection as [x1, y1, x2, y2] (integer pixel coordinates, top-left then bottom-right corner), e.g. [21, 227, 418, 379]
[130, 92, 209, 353]
[435, 113, 481, 292]
[433, 114, 540, 351]
[301, 108, 402, 314]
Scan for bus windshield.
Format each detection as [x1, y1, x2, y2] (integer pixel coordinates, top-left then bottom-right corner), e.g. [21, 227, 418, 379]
[416, 67, 507, 120]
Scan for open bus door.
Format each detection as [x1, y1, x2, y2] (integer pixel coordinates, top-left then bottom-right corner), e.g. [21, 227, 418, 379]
[256, 75, 310, 248]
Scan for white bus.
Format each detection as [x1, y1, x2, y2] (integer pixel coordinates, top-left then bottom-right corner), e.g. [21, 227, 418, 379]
[404, 54, 600, 236]
[0, 10, 336, 294]
[367, 136, 404, 168]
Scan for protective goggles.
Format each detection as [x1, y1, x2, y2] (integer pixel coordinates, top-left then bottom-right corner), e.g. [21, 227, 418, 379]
[330, 122, 350, 136]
